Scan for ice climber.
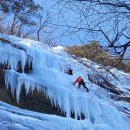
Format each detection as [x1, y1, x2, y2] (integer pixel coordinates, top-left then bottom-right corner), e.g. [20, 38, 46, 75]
[66, 68, 73, 75]
[73, 76, 89, 92]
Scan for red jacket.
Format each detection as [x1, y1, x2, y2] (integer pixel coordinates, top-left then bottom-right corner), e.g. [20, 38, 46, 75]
[74, 77, 83, 84]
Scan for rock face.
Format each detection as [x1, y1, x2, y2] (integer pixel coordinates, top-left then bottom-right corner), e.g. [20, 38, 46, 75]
[0, 69, 64, 116]
[88, 74, 123, 95]
[0, 86, 63, 117]
[0, 69, 85, 119]
[0, 37, 84, 119]
[0, 37, 65, 117]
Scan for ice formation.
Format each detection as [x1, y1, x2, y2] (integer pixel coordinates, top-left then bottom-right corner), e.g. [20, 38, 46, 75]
[0, 101, 117, 130]
[0, 34, 129, 130]
[0, 42, 32, 72]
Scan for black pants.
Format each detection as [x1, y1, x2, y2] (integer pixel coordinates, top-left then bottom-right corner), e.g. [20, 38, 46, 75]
[78, 81, 89, 92]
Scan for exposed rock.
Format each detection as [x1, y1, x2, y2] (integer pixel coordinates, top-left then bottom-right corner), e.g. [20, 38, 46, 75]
[119, 96, 130, 103]
[88, 74, 123, 95]
[0, 69, 63, 115]
[0, 69, 85, 120]
[0, 37, 26, 51]
[17, 55, 32, 73]
[0, 57, 32, 73]
[127, 88, 130, 92]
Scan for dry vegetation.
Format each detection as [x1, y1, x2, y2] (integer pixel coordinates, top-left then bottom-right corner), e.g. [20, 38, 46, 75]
[65, 42, 130, 73]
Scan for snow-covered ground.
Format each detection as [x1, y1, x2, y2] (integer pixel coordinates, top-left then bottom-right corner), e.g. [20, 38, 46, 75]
[0, 34, 130, 130]
[0, 101, 116, 130]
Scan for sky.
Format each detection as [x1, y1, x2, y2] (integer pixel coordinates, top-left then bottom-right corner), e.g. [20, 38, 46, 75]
[34, 0, 130, 60]
[34, 0, 94, 46]
[34, 0, 119, 47]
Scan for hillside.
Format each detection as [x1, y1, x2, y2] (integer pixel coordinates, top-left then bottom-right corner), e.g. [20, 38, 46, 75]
[0, 34, 129, 130]
[65, 42, 130, 73]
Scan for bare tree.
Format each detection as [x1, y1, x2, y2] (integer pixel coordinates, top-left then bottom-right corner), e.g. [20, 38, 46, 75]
[37, 14, 48, 42]
[54, 0, 130, 59]
[0, 0, 42, 37]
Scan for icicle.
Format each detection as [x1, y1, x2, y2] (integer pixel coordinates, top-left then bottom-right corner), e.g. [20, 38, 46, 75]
[5, 70, 18, 95]
[0, 43, 29, 72]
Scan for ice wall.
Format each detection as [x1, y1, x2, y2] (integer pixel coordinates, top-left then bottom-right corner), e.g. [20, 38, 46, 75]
[0, 42, 32, 72]
[0, 34, 129, 130]
[5, 70, 129, 130]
